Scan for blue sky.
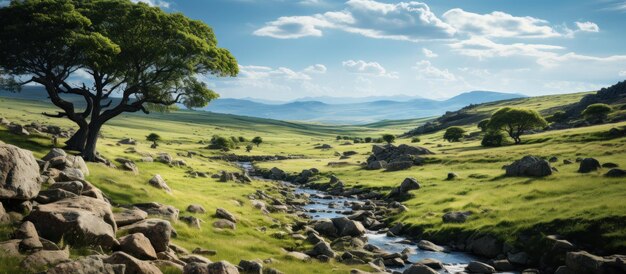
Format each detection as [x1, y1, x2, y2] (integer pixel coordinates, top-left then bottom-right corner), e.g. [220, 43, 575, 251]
[145, 1, 625, 100]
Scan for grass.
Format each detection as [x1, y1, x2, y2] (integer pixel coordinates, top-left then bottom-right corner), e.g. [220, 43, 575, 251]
[0, 92, 625, 272]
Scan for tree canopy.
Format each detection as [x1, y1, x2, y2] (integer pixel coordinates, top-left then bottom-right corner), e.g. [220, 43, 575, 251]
[443, 127, 465, 142]
[382, 134, 395, 144]
[487, 107, 547, 144]
[0, 0, 238, 160]
[477, 119, 490, 132]
[252, 136, 263, 147]
[582, 103, 612, 123]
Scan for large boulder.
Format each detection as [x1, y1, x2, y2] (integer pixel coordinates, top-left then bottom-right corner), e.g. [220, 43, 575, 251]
[25, 196, 118, 249]
[388, 178, 420, 199]
[43, 148, 67, 162]
[0, 144, 41, 200]
[207, 261, 240, 274]
[466, 261, 496, 273]
[119, 219, 173, 253]
[134, 202, 179, 221]
[0, 202, 11, 224]
[187, 204, 206, 214]
[21, 249, 70, 272]
[114, 209, 148, 227]
[417, 240, 445, 252]
[311, 241, 336, 258]
[118, 233, 157, 260]
[331, 217, 365, 237]
[467, 235, 502, 258]
[402, 264, 438, 274]
[605, 168, 626, 177]
[215, 208, 237, 223]
[103, 251, 162, 274]
[46, 256, 126, 274]
[313, 219, 338, 237]
[505, 156, 552, 177]
[148, 175, 172, 193]
[35, 189, 78, 204]
[566, 251, 626, 274]
[442, 211, 472, 223]
[578, 158, 601, 173]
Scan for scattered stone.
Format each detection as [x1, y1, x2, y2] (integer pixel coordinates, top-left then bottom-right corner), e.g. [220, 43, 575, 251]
[148, 175, 172, 193]
[605, 168, 626, 177]
[208, 261, 240, 274]
[578, 158, 601, 173]
[563, 159, 573, 165]
[48, 181, 83, 195]
[156, 153, 173, 164]
[286, 251, 311, 262]
[193, 248, 217, 256]
[216, 208, 237, 223]
[402, 264, 438, 274]
[45, 256, 125, 274]
[466, 261, 496, 273]
[43, 148, 67, 162]
[311, 241, 336, 258]
[213, 219, 236, 230]
[187, 204, 206, 214]
[417, 240, 446, 252]
[442, 211, 471, 223]
[180, 216, 202, 229]
[0, 144, 42, 200]
[239, 259, 263, 274]
[103, 251, 161, 274]
[602, 162, 618, 168]
[505, 156, 552, 177]
[118, 233, 158, 260]
[331, 217, 365, 237]
[119, 219, 173, 253]
[21, 249, 70, 272]
[388, 178, 421, 199]
[134, 202, 179, 221]
[117, 138, 137, 145]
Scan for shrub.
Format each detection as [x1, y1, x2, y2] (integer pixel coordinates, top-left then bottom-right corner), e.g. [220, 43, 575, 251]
[238, 136, 247, 142]
[443, 127, 465, 142]
[582, 103, 612, 123]
[481, 130, 505, 147]
[382, 134, 395, 144]
[209, 135, 235, 150]
[364, 137, 372, 143]
[411, 137, 420, 143]
[245, 144, 253, 152]
[146, 133, 161, 144]
[477, 119, 490, 132]
[252, 136, 263, 147]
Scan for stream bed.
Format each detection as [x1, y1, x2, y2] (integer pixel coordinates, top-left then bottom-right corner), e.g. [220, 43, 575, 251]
[239, 162, 516, 274]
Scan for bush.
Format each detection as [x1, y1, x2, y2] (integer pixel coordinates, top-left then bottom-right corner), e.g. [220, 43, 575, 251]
[443, 127, 465, 142]
[547, 111, 567, 123]
[238, 136, 247, 142]
[245, 144, 253, 152]
[411, 137, 420, 143]
[146, 133, 161, 144]
[382, 134, 395, 144]
[477, 119, 490, 132]
[252, 136, 263, 147]
[582, 103, 612, 123]
[208, 135, 236, 150]
[481, 130, 505, 147]
[364, 137, 372, 143]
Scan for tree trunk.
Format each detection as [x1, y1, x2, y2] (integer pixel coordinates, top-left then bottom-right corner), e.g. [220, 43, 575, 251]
[83, 123, 102, 162]
[64, 126, 88, 152]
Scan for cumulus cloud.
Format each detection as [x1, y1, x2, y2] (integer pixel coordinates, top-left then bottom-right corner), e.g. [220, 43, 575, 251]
[413, 60, 456, 81]
[342, 60, 398, 78]
[450, 37, 564, 59]
[254, 0, 455, 41]
[238, 65, 312, 80]
[422, 48, 438, 58]
[304, 64, 328, 74]
[442, 9, 561, 38]
[575, 21, 600, 32]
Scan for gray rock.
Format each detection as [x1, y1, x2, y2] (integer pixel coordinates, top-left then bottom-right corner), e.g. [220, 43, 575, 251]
[183, 262, 209, 274]
[313, 219, 338, 237]
[103, 251, 161, 274]
[239, 260, 262, 274]
[43, 148, 67, 162]
[331, 217, 365, 237]
[216, 208, 237, 223]
[442, 211, 471, 223]
[119, 219, 173, 253]
[578, 158, 601, 173]
[118, 233, 157, 260]
[402, 264, 439, 274]
[311, 241, 336, 258]
[566, 251, 626, 274]
[45, 256, 125, 274]
[134, 202, 179, 221]
[35, 189, 78, 204]
[605, 168, 626, 177]
[187, 204, 206, 214]
[466, 261, 496, 273]
[505, 156, 552, 177]
[417, 240, 446, 252]
[207, 261, 240, 274]
[0, 144, 41, 200]
[21, 249, 70, 272]
[148, 175, 171, 193]
[468, 235, 501, 258]
[114, 209, 148, 226]
[49, 181, 83, 195]
[212, 219, 236, 230]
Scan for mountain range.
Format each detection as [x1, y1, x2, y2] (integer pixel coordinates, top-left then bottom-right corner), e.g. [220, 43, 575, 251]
[0, 87, 525, 124]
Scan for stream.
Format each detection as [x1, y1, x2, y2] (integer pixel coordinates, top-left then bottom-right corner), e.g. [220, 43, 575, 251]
[238, 162, 515, 274]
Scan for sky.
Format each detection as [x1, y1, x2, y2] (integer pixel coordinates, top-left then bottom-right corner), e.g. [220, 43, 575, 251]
[56, 0, 626, 100]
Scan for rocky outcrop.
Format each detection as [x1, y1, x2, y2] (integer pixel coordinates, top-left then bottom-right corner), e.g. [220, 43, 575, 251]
[366, 144, 433, 171]
[505, 156, 552, 177]
[442, 211, 471, 223]
[0, 144, 41, 200]
[46, 256, 126, 274]
[565, 251, 626, 274]
[114, 209, 148, 227]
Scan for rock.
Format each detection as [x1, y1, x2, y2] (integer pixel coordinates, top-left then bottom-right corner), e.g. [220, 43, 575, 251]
[49, 181, 84, 195]
[20, 236, 43, 252]
[554, 266, 571, 274]
[46, 256, 125, 274]
[193, 248, 217, 256]
[466, 261, 496, 273]
[0, 239, 21, 256]
[148, 175, 171, 193]
[9, 124, 29, 135]
[207, 261, 240, 274]
[269, 167, 286, 180]
[119, 219, 173, 253]
[566, 251, 626, 274]
[21, 249, 70, 271]
[187, 204, 206, 214]
[103, 251, 162, 274]
[216, 208, 237, 223]
[156, 153, 172, 164]
[118, 233, 158, 260]
[15, 220, 38, 239]
[417, 240, 446, 252]
[134, 202, 179, 221]
[416, 258, 443, 270]
[491, 259, 514, 271]
[0, 202, 10, 224]
[313, 219, 338, 237]
[442, 211, 471, 223]
[578, 158, 601, 173]
[505, 156, 552, 177]
[388, 178, 421, 199]
[366, 160, 387, 170]
[563, 159, 573, 165]
[212, 219, 236, 230]
[180, 216, 202, 229]
[605, 168, 626, 177]
[118, 138, 137, 145]
[311, 241, 336, 258]
[402, 264, 439, 274]
[386, 161, 414, 171]
[67, 155, 90, 176]
[26, 196, 118, 249]
[0, 144, 42, 200]
[549, 156, 558, 163]
[60, 168, 85, 180]
[239, 260, 262, 274]
[43, 148, 67, 162]
[180, 255, 212, 265]
[602, 162, 618, 168]
[508, 251, 530, 265]
[114, 209, 148, 226]
[331, 217, 365, 237]
[446, 172, 458, 180]
[468, 235, 502, 258]
[286, 251, 311, 262]
[35, 189, 78, 204]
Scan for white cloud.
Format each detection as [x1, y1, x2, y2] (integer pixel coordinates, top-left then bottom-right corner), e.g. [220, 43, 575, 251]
[413, 60, 456, 81]
[442, 9, 561, 38]
[342, 60, 398, 78]
[131, 0, 170, 8]
[238, 65, 311, 80]
[254, 0, 455, 41]
[304, 64, 328, 74]
[422, 48, 438, 58]
[575, 21, 600, 32]
[538, 52, 626, 68]
[620, 71, 626, 77]
[450, 37, 564, 59]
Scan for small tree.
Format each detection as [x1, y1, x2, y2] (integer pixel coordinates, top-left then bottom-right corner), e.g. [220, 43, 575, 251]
[382, 134, 395, 145]
[443, 127, 465, 142]
[477, 119, 490, 132]
[582, 103, 612, 123]
[487, 107, 548, 144]
[245, 144, 253, 153]
[146, 133, 161, 147]
[336, 136, 342, 140]
[252, 136, 263, 147]
[481, 130, 505, 147]
[238, 136, 247, 142]
[364, 137, 372, 143]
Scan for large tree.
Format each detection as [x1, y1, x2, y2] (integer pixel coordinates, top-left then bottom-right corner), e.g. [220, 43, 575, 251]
[0, 0, 238, 161]
[487, 107, 547, 144]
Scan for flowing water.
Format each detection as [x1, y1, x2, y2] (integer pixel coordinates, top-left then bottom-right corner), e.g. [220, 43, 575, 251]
[238, 162, 516, 274]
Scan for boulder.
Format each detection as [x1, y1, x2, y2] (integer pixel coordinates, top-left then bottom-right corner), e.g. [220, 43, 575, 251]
[239, 260, 263, 274]
[183, 262, 210, 274]
[366, 160, 387, 170]
[388, 178, 420, 199]
[21, 249, 70, 272]
[180, 216, 202, 229]
[134, 202, 179, 221]
[286, 251, 311, 262]
[602, 162, 618, 168]
[578, 158, 601, 173]
[505, 156, 552, 177]
[67, 155, 90, 176]
[216, 208, 237, 223]
[442, 211, 472, 223]
[207, 261, 240, 274]
[35, 189, 78, 204]
[103, 251, 162, 274]
[49, 181, 84, 195]
[148, 175, 171, 193]
[156, 153, 173, 164]
[466, 261, 496, 273]
[566, 251, 626, 274]
[331, 217, 365, 237]
[117, 138, 137, 145]
[43, 148, 67, 162]
[311, 241, 336, 258]
[114, 209, 148, 226]
[269, 167, 286, 180]
[416, 258, 443, 270]
[187, 204, 206, 214]
[386, 161, 414, 171]
[468, 235, 502, 258]
[313, 219, 338, 237]
[212, 219, 236, 230]
[0, 144, 41, 200]
[0, 202, 11, 224]
[119, 219, 173, 253]
[0, 239, 21, 256]
[9, 124, 29, 135]
[26, 196, 118, 249]
[605, 168, 626, 177]
[118, 233, 158, 260]
[45, 256, 126, 274]
[402, 264, 438, 274]
[417, 240, 446, 252]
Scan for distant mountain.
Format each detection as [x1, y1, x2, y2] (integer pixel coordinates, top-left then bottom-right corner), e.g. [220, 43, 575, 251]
[0, 87, 525, 124]
[291, 95, 423, 104]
